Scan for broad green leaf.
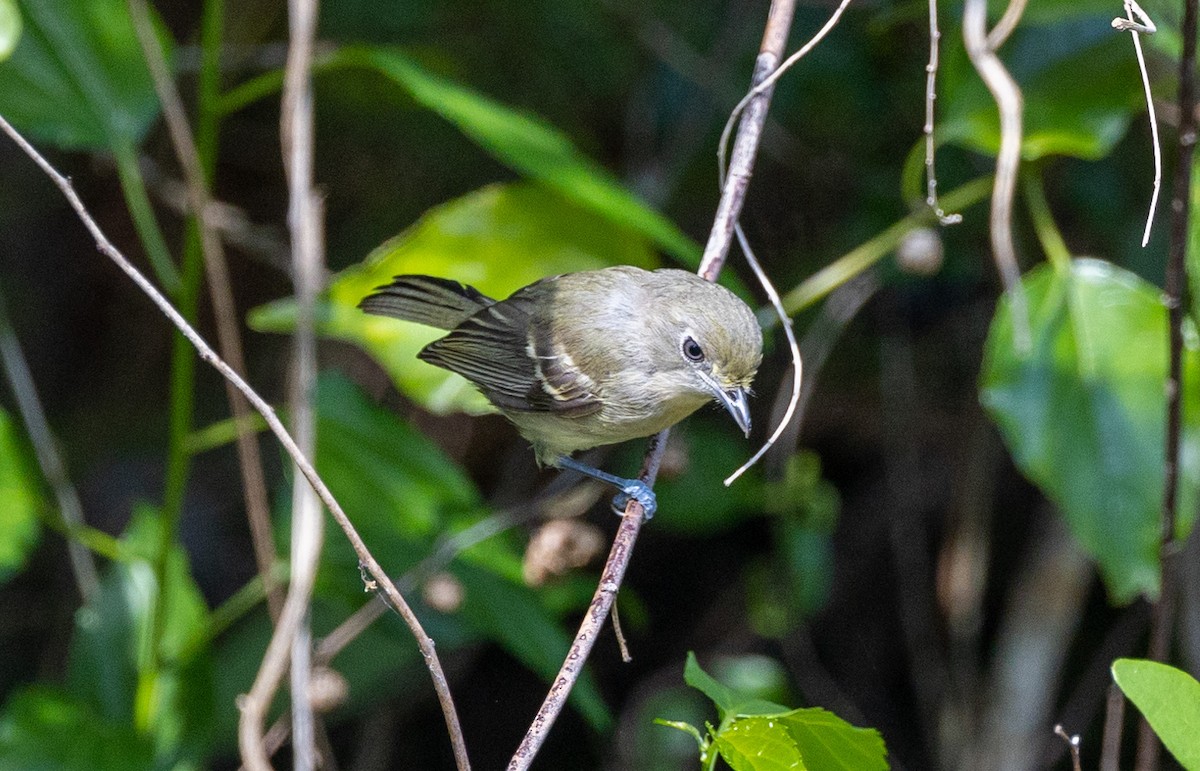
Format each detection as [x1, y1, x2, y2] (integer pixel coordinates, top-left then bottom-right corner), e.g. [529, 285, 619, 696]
[337, 45, 699, 266]
[250, 182, 657, 415]
[0, 409, 40, 583]
[1113, 658, 1200, 769]
[0, 0, 165, 149]
[778, 707, 889, 771]
[980, 259, 1200, 602]
[0, 0, 19, 62]
[941, 35, 1141, 161]
[67, 505, 213, 762]
[0, 687, 155, 771]
[684, 652, 790, 721]
[714, 717, 806, 771]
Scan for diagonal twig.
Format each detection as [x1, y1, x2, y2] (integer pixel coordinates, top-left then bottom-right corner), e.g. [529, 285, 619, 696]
[0, 113, 470, 771]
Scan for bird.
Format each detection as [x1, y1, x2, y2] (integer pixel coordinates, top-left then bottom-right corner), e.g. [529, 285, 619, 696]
[358, 265, 763, 517]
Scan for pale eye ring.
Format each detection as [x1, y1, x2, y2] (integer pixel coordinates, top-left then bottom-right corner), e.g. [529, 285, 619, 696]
[682, 336, 705, 362]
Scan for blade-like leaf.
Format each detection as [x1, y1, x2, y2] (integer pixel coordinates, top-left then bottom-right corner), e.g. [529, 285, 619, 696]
[0, 0, 165, 149]
[0, 409, 40, 584]
[980, 259, 1200, 602]
[1113, 658, 1200, 769]
[250, 182, 657, 415]
[684, 652, 790, 721]
[338, 45, 699, 266]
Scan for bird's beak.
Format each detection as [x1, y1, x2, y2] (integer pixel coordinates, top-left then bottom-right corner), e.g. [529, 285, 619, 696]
[710, 382, 752, 438]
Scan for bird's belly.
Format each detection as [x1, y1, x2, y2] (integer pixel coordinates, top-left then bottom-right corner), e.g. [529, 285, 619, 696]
[509, 394, 708, 464]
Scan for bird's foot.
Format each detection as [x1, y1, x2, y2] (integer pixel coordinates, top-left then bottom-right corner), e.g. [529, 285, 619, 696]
[611, 480, 656, 519]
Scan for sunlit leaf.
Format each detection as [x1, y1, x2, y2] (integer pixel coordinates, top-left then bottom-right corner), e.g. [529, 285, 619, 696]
[0, 0, 19, 62]
[777, 708, 888, 771]
[714, 717, 805, 771]
[0, 687, 155, 770]
[980, 259, 1200, 602]
[1113, 658, 1200, 769]
[250, 182, 657, 415]
[0, 0, 166, 149]
[0, 409, 40, 584]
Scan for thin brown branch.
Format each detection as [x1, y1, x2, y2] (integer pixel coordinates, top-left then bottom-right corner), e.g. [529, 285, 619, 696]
[698, 0, 800, 281]
[510, 1, 798, 766]
[508, 433, 669, 770]
[1054, 725, 1082, 771]
[126, 0, 281, 621]
[1100, 683, 1125, 771]
[1137, 0, 1197, 766]
[0, 294, 100, 600]
[1114, 1, 1162, 247]
[924, 0, 961, 224]
[963, 0, 1030, 351]
[0, 113, 470, 771]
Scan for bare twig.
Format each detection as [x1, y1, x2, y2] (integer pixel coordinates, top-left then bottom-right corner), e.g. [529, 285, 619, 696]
[280, 0, 324, 766]
[0, 114, 470, 771]
[985, 0, 1029, 50]
[699, 0, 803, 281]
[126, 0, 282, 620]
[1137, 0, 1197, 766]
[0, 294, 100, 600]
[510, 2, 801, 766]
[1054, 725, 1083, 771]
[1114, 1, 1161, 247]
[963, 0, 1030, 351]
[924, 0, 962, 224]
[508, 434, 668, 770]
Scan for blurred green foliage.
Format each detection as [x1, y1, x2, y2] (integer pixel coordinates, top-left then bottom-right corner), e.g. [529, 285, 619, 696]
[0, 0, 1196, 766]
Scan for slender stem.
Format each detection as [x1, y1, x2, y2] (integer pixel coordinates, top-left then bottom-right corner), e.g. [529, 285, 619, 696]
[1021, 169, 1072, 274]
[963, 0, 1030, 352]
[0, 291, 100, 600]
[0, 112, 468, 771]
[113, 140, 181, 294]
[1136, 0, 1197, 766]
[780, 176, 993, 316]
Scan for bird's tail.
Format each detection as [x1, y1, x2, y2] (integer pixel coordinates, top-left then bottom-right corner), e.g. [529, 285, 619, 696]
[358, 275, 496, 330]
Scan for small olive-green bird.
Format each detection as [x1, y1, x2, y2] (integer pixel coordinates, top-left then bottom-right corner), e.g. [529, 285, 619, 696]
[359, 266, 763, 517]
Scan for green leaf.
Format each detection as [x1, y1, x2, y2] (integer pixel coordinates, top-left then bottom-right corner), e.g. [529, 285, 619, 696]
[0, 687, 155, 771]
[684, 652, 790, 721]
[1113, 658, 1200, 769]
[941, 35, 1140, 161]
[777, 708, 889, 771]
[0, 0, 19, 62]
[337, 45, 699, 266]
[0, 0, 165, 149]
[250, 182, 657, 415]
[67, 505, 213, 762]
[980, 259, 1200, 602]
[714, 717, 806, 771]
[0, 409, 40, 583]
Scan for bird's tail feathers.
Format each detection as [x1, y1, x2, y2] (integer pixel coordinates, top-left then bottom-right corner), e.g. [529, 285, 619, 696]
[358, 275, 495, 330]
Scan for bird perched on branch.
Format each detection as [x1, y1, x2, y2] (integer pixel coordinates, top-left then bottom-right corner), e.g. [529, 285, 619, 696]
[359, 266, 763, 517]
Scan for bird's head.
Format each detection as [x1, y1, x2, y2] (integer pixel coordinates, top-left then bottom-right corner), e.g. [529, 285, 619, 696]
[646, 271, 764, 437]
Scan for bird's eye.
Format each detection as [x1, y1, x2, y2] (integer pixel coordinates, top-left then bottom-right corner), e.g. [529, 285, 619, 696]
[682, 336, 705, 362]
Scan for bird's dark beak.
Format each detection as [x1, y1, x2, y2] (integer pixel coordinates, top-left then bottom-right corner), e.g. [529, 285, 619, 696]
[714, 385, 752, 438]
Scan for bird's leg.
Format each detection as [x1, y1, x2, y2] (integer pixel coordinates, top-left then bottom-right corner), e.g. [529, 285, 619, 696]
[554, 455, 657, 519]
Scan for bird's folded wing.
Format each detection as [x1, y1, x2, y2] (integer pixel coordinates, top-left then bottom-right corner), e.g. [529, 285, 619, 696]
[420, 297, 601, 417]
[359, 275, 495, 331]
